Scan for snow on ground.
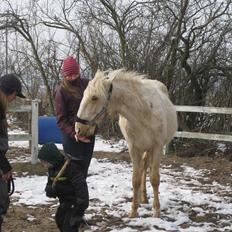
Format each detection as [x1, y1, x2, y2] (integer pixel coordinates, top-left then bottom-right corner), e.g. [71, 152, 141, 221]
[8, 135, 232, 232]
[11, 157, 232, 232]
[7, 128, 232, 231]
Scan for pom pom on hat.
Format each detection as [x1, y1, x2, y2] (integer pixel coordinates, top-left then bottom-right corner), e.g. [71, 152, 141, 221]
[61, 56, 80, 77]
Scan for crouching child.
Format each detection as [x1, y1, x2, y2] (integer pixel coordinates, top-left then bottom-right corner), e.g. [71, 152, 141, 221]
[38, 143, 89, 232]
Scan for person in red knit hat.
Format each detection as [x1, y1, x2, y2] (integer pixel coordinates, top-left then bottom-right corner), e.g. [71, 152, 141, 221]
[61, 56, 80, 78]
[53, 56, 95, 232]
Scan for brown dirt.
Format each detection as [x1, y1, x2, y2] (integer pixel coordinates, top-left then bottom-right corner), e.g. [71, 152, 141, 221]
[2, 149, 232, 232]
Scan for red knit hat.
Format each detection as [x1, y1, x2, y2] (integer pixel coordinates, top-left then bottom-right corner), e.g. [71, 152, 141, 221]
[61, 56, 80, 77]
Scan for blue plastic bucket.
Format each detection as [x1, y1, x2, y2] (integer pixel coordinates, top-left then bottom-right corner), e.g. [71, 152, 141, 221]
[38, 116, 62, 144]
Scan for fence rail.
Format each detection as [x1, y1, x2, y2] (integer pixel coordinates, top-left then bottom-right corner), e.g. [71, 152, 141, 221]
[175, 105, 232, 114]
[8, 103, 232, 163]
[174, 105, 232, 142]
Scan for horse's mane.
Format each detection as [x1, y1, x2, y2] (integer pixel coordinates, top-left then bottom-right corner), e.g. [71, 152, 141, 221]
[88, 69, 168, 116]
[88, 69, 146, 98]
[110, 69, 169, 97]
[108, 69, 147, 84]
[108, 69, 155, 114]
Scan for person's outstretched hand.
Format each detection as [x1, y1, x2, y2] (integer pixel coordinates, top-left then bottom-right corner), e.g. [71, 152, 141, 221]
[75, 134, 91, 143]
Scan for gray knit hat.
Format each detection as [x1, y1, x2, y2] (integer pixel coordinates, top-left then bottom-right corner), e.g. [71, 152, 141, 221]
[38, 143, 64, 166]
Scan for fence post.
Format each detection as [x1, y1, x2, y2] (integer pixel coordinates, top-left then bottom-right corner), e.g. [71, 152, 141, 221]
[31, 99, 39, 164]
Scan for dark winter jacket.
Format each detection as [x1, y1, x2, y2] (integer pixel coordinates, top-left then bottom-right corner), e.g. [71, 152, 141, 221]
[45, 160, 89, 209]
[54, 78, 89, 138]
[0, 102, 11, 174]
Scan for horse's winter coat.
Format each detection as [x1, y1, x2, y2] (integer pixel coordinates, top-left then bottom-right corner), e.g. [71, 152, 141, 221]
[75, 69, 177, 217]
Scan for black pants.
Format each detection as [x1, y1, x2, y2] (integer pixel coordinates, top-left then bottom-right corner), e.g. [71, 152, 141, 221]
[55, 202, 84, 232]
[58, 134, 94, 231]
[0, 177, 9, 232]
[61, 133, 95, 177]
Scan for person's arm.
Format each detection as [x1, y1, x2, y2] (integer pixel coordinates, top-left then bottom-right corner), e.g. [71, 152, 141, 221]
[0, 117, 12, 181]
[54, 87, 75, 138]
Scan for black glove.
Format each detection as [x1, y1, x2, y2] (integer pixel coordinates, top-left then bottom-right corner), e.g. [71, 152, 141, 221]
[45, 184, 56, 198]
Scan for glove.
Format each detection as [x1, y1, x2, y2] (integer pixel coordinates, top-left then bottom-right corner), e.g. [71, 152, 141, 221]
[45, 184, 56, 198]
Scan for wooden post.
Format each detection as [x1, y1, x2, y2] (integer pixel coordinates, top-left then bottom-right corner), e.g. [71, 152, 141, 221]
[31, 99, 39, 164]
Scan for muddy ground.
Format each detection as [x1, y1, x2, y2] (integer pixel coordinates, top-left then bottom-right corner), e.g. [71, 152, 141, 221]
[2, 148, 232, 232]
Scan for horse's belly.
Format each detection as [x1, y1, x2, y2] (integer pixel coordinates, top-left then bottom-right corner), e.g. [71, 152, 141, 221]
[119, 114, 168, 151]
[121, 124, 163, 151]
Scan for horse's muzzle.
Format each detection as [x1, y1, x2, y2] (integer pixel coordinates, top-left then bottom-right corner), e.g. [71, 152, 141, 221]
[75, 121, 96, 137]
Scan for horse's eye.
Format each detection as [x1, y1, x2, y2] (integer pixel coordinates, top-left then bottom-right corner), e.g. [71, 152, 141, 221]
[92, 95, 98, 101]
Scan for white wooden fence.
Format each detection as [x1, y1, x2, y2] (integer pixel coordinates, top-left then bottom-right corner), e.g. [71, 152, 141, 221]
[8, 100, 39, 164]
[8, 102, 232, 163]
[175, 106, 232, 142]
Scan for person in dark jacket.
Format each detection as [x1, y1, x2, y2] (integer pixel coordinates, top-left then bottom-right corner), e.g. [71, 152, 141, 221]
[38, 143, 87, 232]
[0, 74, 25, 231]
[54, 56, 95, 228]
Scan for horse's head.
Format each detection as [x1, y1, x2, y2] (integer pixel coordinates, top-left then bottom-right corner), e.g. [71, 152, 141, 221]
[75, 70, 113, 137]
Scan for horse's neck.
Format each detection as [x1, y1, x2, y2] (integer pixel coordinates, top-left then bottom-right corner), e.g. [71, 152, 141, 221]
[109, 79, 149, 125]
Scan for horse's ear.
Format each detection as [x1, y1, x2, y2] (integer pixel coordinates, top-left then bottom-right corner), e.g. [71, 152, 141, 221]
[94, 69, 104, 79]
[95, 69, 102, 75]
[103, 70, 109, 76]
[103, 70, 112, 80]
[106, 69, 123, 80]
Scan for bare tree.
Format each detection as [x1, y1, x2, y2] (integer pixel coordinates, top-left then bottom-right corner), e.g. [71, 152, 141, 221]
[0, 0, 66, 114]
[1, 0, 232, 138]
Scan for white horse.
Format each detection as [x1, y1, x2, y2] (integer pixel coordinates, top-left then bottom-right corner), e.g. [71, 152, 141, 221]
[75, 69, 177, 218]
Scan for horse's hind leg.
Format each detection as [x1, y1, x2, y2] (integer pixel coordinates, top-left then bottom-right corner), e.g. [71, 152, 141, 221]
[140, 152, 149, 204]
[150, 147, 162, 218]
[129, 148, 143, 218]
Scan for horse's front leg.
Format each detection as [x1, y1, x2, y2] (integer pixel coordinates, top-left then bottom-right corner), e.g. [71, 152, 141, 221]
[129, 149, 143, 218]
